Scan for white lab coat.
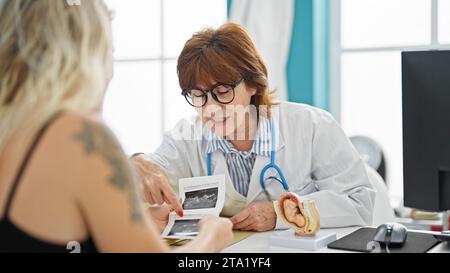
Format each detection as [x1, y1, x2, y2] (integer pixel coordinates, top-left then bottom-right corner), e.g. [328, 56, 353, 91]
[148, 102, 376, 229]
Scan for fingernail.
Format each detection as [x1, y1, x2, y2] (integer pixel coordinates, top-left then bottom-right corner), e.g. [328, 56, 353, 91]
[178, 211, 184, 217]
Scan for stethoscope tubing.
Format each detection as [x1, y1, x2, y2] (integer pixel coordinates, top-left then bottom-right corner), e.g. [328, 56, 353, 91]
[206, 118, 289, 193]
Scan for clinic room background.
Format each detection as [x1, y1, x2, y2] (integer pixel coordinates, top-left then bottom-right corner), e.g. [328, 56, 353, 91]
[103, 0, 450, 208]
[1, 0, 450, 256]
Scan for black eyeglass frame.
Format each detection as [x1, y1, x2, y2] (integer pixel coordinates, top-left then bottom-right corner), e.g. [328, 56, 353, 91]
[181, 78, 244, 108]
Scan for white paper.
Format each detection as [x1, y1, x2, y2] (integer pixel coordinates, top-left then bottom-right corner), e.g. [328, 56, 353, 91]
[161, 175, 226, 240]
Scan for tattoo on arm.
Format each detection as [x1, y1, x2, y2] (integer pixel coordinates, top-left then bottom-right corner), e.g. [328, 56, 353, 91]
[74, 121, 143, 224]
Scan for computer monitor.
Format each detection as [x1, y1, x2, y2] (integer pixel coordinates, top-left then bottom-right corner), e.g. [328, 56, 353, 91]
[402, 50, 450, 212]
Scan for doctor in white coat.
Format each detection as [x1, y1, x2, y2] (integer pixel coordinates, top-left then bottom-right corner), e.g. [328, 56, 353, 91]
[132, 23, 376, 232]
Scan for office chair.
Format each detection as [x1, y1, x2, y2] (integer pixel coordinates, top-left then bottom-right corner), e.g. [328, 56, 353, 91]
[350, 136, 387, 182]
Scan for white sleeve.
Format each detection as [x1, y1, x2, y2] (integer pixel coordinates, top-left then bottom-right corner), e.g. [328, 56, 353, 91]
[274, 111, 376, 229]
[305, 111, 376, 227]
[145, 132, 193, 192]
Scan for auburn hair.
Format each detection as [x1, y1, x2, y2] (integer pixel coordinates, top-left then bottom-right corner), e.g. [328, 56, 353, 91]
[177, 22, 276, 116]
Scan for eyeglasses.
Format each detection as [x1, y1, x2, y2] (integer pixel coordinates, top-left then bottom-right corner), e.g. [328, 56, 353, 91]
[181, 79, 244, 108]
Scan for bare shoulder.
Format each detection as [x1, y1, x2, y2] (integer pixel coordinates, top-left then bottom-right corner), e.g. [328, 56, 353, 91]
[46, 112, 143, 223]
[47, 112, 125, 161]
[44, 112, 130, 184]
[61, 112, 124, 157]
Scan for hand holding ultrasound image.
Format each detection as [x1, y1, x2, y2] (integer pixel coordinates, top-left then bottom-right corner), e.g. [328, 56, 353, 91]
[161, 175, 226, 239]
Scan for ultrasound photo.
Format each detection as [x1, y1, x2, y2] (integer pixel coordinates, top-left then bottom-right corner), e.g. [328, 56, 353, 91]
[183, 187, 218, 210]
[168, 219, 201, 236]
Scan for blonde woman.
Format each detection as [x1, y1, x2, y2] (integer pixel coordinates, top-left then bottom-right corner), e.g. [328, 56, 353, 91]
[0, 0, 232, 253]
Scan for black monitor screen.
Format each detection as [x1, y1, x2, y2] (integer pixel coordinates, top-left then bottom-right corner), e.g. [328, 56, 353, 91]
[402, 50, 450, 211]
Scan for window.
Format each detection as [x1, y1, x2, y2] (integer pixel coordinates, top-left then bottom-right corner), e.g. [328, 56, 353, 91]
[331, 0, 450, 199]
[439, 0, 450, 44]
[341, 0, 431, 48]
[103, 0, 227, 155]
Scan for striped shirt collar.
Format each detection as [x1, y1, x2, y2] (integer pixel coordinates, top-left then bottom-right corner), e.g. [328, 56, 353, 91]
[202, 117, 272, 158]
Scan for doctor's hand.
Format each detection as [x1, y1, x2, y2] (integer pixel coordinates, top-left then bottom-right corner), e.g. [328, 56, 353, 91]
[230, 202, 277, 232]
[131, 154, 183, 217]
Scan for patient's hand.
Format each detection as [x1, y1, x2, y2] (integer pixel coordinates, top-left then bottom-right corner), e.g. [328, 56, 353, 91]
[283, 199, 306, 228]
[147, 204, 171, 234]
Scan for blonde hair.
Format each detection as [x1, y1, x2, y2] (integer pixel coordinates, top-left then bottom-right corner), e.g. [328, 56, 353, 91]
[0, 0, 112, 155]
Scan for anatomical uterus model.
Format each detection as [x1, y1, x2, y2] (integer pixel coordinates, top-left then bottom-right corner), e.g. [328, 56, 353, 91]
[276, 192, 320, 236]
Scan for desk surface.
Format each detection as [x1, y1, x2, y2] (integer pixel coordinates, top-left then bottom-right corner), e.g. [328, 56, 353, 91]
[223, 227, 450, 253]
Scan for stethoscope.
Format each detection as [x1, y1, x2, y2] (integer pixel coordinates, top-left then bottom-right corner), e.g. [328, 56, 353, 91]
[206, 118, 290, 199]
